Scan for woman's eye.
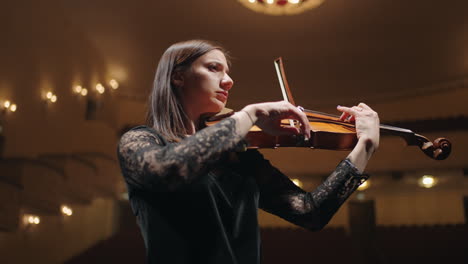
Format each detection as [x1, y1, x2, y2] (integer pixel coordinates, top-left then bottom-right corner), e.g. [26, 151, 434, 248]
[208, 64, 218, 71]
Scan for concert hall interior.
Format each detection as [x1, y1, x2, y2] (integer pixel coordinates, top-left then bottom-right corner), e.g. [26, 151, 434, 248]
[1, 0, 468, 263]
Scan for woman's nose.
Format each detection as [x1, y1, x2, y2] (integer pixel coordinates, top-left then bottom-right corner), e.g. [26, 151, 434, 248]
[221, 74, 234, 91]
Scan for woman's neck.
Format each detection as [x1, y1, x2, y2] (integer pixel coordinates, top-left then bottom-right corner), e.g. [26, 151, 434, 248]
[185, 120, 197, 135]
[183, 104, 217, 135]
[185, 112, 214, 135]
[183, 107, 201, 135]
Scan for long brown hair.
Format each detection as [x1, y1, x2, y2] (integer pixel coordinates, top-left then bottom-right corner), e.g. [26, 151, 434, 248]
[146, 39, 230, 142]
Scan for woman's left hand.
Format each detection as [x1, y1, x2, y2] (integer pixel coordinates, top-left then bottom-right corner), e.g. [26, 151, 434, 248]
[337, 103, 380, 153]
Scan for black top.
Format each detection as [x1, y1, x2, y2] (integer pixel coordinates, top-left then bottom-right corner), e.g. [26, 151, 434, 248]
[117, 118, 366, 264]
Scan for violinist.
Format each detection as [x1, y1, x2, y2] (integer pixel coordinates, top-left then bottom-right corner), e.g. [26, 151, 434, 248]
[117, 39, 380, 264]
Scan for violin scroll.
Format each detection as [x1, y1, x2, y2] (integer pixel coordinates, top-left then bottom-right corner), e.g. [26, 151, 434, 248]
[411, 134, 451, 160]
[428, 137, 451, 160]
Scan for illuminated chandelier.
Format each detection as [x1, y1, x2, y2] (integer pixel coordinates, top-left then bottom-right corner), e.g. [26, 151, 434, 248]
[238, 0, 325, 16]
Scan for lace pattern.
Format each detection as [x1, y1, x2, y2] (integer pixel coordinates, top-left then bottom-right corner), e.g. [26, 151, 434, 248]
[117, 118, 367, 231]
[117, 118, 243, 192]
[240, 149, 366, 231]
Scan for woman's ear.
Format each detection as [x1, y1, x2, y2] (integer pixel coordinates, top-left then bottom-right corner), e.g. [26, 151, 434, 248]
[172, 71, 184, 88]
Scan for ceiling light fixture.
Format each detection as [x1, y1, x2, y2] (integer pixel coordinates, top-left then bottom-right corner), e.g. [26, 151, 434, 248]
[238, 0, 324, 16]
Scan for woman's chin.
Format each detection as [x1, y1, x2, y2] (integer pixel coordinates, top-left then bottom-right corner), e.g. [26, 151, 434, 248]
[211, 99, 226, 112]
[199, 101, 224, 116]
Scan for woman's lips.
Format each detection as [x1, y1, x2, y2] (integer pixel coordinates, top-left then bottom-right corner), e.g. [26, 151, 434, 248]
[216, 91, 228, 102]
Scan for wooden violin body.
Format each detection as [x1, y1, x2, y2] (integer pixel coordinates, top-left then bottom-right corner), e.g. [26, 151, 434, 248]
[247, 117, 450, 161]
[207, 109, 451, 160]
[245, 121, 357, 150]
[207, 57, 452, 161]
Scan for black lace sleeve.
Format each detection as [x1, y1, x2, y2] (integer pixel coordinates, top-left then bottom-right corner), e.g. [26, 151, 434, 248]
[117, 118, 243, 192]
[240, 150, 368, 231]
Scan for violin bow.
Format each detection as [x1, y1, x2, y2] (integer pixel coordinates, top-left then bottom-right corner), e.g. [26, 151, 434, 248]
[273, 57, 451, 160]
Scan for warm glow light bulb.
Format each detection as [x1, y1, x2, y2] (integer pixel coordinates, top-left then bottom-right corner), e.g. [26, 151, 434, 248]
[61, 205, 73, 216]
[46, 92, 53, 99]
[81, 88, 88, 96]
[357, 180, 370, 191]
[74, 85, 83, 93]
[423, 177, 433, 185]
[24, 214, 41, 225]
[292, 178, 303, 188]
[419, 175, 437, 188]
[51, 95, 57, 103]
[96, 83, 105, 94]
[239, 0, 324, 16]
[109, 79, 119, 89]
[4, 100, 10, 108]
[10, 104, 17, 112]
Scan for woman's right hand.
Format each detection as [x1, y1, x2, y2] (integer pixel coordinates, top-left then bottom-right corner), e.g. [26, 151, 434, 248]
[241, 101, 311, 139]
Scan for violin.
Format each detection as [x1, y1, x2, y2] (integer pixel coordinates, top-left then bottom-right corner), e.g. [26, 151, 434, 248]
[206, 58, 451, 161]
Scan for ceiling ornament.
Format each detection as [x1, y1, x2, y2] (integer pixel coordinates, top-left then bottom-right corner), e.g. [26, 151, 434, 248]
[238, 0, 324, 16]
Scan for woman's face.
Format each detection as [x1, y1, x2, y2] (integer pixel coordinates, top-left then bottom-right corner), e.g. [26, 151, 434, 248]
[176, 49, 233, 117]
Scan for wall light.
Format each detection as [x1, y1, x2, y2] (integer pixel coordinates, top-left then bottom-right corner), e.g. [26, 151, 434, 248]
[73, 85, 83, 94]
[418, 175, 438, 188]
[45, 91, 58, 103]
[1, 99, 18, 113]
[61, 205, 73, 216]
[23, 214, 41, 226]
[291, 178, 303, 188]
[357, 179, 370, 191]
[95, 83, 105, 94]
[80, 88, 88, 96]
[109, 79, 119, 89]
[73, 85, 88, 97]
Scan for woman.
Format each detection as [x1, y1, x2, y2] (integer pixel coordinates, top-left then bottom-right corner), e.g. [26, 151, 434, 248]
[117, 39, 379, 264]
